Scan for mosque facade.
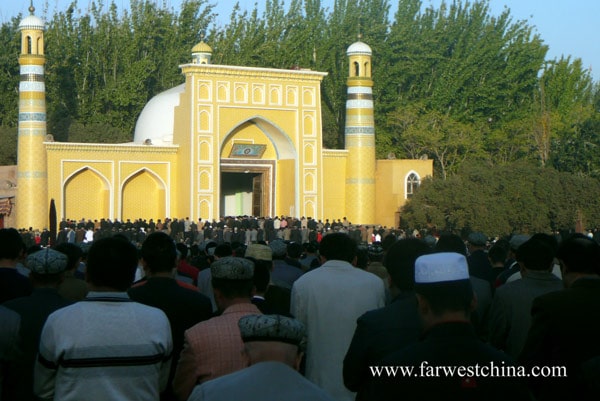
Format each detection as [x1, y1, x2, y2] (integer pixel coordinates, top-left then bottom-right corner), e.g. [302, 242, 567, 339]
[6, 9, 432, 230]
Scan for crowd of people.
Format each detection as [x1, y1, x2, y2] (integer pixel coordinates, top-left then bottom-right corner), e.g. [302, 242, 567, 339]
[15, 215, 401, 250]
[1, 221, 599, 401]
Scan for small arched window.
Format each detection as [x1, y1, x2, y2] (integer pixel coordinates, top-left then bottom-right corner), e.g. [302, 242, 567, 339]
[406, 173, 420, 198]
[353, 61, 360, 77]
[27, 36, 32, 54]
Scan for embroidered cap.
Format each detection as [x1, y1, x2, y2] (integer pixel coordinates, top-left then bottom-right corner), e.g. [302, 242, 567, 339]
[211, 256, 254, 280]
[509, 234, 531, 251]
[238, 314, 305, 346]
[245, 244, 273, 261]
[27, 248, 68, 275]
[415, 252, 469, 284]
[467, 232, 487, 246]
[269, 240, 287, 258]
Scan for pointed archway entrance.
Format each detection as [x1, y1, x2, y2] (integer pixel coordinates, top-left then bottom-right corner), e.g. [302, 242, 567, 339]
[220, 160, 274, 217]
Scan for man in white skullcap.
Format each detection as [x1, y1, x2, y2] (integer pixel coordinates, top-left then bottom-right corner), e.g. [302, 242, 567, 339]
[187, 314, 335, 401]
[367, 252, 530, 401]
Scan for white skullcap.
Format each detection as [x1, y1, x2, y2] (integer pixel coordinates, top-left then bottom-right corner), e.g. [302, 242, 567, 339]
[415, 252, 469, 284]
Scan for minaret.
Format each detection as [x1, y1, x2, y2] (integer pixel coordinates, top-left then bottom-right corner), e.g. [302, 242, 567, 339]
[16, 2, 48, 230]
[344, 36, 375, 224]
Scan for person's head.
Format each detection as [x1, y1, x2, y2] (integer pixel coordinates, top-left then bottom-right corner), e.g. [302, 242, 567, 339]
[247, 257, 271, 294]
[466, 232, 487, 251]
[384, 238, 431, 292]
[54, 243, 84, 271]
[269, 240, 287, 260]
[214, 243, 233, 259]
[304, 241, 318, 255]
[287, 242, 303, 259]
[0, 228, 25, 260]
[530, 233, 559, 256]
[414, 252, 475, 329]
[140, 232, 177, 274]
[202, 240, 217, 256]
[27, 248, 68, 287]
[319, 233, 357, 263]
[355, 246, 369, 269]
[231, 242, 246, 257]
[86, 236, 139, 291]
[245, 244, 272, 262]
[516, 238, 554, 272]
[488, 240, 509, 265]
[238, 314, 305, 370]
[175, 243, 188, 260]
[211, 257, 255, 308]
[509, 234, 531, 256]
[367, 242, 385, 263]
[435, 233, 467, 256]
[381, 234, 397, 253]
[556, 234, 600, 287]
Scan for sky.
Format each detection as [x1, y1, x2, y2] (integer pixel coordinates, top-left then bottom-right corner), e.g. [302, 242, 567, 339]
[2, 0, 598, 82]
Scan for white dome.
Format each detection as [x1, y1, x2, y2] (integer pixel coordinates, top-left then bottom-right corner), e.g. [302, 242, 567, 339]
[133, 84, 185, 145]
[347, 41, 372, 56]
[19, 15, 44, 30]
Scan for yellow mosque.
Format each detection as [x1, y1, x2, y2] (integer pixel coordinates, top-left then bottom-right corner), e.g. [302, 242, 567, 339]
[9, 7, 432, 231]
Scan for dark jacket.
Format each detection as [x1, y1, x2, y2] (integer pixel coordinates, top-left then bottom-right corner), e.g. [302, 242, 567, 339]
[343, 292, 421, 400]
[128, 277, 212, 401]
[519, 277, 600, 401]
[367, 321, 531, 401]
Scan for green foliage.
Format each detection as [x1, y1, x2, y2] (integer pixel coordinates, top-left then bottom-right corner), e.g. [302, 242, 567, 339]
[0, 17, 20, 128]
[66, 121, 131, 143]
[43, 0, 215, 143]
[378, 0, 550, 173]
[401, 161, 600, 235]
[0, 126, 18, 165]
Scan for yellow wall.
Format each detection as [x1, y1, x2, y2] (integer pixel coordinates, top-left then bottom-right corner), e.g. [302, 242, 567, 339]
[375, 159, 433, 228]
[178, 64, 326, 221]
[46, 143, 178, 221]
[322, 150, 348, 221]
[275, 159, 295, 216]
[172, 79, 193, 219]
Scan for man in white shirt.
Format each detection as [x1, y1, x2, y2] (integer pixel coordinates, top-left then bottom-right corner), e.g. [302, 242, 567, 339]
[291, 233, 385, 401]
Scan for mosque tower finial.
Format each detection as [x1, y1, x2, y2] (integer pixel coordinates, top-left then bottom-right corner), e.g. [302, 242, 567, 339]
[191, 31, 212, 64]
[29, 0, 35, 15]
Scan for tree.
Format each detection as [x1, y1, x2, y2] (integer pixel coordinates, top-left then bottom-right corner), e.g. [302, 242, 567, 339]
[0, 17, 20, 129]
[0, 126, 17, 165]
[535, 57, 595, 168]
[388, 103, 484, 179]
[400, 161, 600, 235]
[379, 0, 547, 174]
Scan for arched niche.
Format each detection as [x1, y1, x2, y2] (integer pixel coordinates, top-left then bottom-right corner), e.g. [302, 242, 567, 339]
[121, 169, 166, 220]
[64, 167, 110, 221]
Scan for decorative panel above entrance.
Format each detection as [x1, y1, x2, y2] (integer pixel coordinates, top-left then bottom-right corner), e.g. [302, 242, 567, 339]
[229, 144, 266, 158]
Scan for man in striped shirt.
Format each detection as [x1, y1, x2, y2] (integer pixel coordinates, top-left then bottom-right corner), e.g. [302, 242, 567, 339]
[34, 236, 173, 401]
